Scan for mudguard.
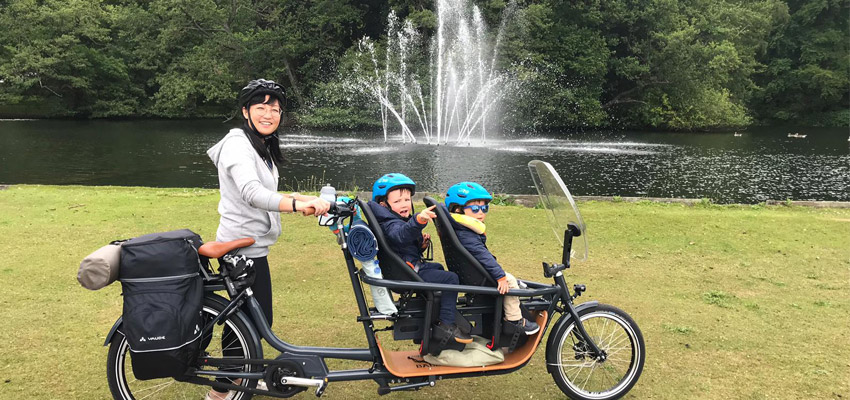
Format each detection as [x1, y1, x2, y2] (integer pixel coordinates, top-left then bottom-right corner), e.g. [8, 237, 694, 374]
[544, 300, 599, 374]
[103, 293, 262, 360]
[104, 316, 123, 346]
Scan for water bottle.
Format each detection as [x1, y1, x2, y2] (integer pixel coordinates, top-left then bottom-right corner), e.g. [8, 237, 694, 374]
[362, 259, 398, 315]
[318, 184, 336, 226]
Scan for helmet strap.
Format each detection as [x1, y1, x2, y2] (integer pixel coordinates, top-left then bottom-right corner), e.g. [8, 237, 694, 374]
[241, 119, 274, 163]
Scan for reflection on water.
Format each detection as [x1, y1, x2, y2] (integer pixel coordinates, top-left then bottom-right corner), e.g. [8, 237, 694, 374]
[0, 120, 847, 203]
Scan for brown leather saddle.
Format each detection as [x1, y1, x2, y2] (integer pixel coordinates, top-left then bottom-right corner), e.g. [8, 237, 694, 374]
[198, 238, 255, 258]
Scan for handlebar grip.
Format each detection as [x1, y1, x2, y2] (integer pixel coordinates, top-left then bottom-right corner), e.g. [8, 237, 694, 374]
[328, 201, 354, 217]
[327, 202, 340, 215]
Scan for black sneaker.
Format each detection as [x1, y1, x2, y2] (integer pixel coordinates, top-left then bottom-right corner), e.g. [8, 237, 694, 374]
[508, 318, 540, 335]
[437, 322, 473, 344]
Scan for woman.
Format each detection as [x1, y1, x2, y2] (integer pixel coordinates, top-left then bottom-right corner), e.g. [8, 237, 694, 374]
[205, 79, 329, 400]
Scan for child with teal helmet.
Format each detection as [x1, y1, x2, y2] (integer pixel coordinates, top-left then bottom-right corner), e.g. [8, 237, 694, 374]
[445, 182, 539, 335]
[369, 173, 472, 344]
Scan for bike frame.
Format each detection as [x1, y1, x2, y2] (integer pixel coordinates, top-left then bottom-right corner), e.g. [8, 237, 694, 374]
[104, 207, 607, 396]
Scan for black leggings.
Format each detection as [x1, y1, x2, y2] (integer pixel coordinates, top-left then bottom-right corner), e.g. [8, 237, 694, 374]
[248, 256, 273, 327]
[214, 256, 273, 392]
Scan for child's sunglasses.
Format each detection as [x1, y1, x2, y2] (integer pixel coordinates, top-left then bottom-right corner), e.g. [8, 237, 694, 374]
[463, 204, 489, 214]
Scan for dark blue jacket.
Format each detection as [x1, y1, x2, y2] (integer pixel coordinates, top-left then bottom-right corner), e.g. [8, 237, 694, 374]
[368, 201, 427, 265]
[450, 216, 506, 281]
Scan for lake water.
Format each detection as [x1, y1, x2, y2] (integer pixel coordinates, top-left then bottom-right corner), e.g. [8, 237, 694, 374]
[1, 119, 848, 203]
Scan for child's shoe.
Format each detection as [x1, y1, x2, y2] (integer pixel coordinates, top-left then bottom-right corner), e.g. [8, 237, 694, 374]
[507, 318, 540, 335]
[436, 321, 473, 344]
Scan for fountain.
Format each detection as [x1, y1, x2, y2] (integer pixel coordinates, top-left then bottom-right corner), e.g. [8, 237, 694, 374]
[352, 0, 517, 144]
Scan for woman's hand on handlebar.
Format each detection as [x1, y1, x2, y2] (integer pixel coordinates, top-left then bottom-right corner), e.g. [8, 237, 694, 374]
[299, 197, 331, 216]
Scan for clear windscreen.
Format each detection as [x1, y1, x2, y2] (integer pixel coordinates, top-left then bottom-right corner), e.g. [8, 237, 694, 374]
[528, 160, 588, 261]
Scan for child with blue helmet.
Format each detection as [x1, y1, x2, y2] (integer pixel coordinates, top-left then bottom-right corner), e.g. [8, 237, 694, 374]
[369, 173, 472, 344]
[445, 182, 539, 335]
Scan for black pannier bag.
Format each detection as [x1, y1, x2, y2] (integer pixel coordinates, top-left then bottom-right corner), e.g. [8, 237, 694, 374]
[117, 229, 204, 380]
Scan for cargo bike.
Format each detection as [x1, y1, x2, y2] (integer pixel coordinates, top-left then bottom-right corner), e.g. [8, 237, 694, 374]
[104, 160, 645, 399]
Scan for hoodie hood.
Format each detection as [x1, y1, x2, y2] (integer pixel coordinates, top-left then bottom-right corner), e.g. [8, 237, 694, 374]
[207, 128, 248, 165]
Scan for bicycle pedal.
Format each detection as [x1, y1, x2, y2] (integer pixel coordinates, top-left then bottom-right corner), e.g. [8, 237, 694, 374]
[315, 378, 328, 397]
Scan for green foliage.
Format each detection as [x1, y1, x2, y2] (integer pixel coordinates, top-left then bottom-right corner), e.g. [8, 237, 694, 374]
[751, 0, 850, 126]
[3, 185, 849, 398]
[702, 290, 737, 308]
[489, 194, 515, 206]
[296, 65, 383, 129]
[0, 0, 140, 117]
[0, 0, 846, 128]
[662, 324, 695, 335]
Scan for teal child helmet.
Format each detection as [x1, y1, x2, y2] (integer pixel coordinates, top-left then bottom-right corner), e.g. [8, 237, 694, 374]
[372, 173, 416, 201]
[445, 182, 493, 210]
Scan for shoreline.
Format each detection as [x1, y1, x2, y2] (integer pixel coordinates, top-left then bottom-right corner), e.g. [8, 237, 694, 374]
[2, 184, 848, 208]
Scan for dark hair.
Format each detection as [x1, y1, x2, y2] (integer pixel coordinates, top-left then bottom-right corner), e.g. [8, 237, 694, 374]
[242, 94, 285, 165]
[376, 187, 412, 205]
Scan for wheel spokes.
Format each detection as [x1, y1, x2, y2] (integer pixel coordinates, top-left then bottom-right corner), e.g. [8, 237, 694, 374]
[118, 307, 253, 400]
[558, 312, 637, 396]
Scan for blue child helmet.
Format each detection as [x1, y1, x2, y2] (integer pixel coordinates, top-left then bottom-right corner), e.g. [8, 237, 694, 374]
[372, 173, 416, 201]
[445, 182, 493, 209]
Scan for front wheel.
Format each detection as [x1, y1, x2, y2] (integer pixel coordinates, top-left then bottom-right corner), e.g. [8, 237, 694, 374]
[107, 296, 261, 400]
[547, 304, 645, 400]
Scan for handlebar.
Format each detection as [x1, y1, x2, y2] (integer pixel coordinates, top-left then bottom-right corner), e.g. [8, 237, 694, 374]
[317, 199, 357, 227]
[327, 201, 355, 218]
[542, 262, 568, 278]
[300, 199, 356, 219]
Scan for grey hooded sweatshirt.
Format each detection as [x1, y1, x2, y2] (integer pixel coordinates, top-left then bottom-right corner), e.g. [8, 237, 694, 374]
[207, 128, 284, 257]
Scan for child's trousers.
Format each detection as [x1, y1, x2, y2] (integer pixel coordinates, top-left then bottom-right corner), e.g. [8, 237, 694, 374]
[417, 262, 459, 324]
[503, 273, 522, 321]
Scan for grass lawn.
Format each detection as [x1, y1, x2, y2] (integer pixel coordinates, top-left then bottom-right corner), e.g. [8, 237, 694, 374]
[0, 185, 847, 399]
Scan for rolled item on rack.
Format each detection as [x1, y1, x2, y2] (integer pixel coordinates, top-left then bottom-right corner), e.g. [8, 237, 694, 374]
[347, 221, 379, 261]
[347, 221, 397, 315]
[77, 242, 122, 290]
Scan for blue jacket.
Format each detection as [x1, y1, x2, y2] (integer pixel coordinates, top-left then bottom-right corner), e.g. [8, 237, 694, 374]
[449, 216, 506, 281]
[368, 201, 427, 265]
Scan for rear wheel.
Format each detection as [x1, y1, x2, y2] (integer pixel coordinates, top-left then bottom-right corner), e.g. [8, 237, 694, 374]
[548, 304, 645, 400]
[107, 296, 260, 400]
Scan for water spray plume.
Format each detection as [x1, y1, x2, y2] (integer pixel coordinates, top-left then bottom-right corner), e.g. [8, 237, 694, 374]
[352, 0, 518, 145]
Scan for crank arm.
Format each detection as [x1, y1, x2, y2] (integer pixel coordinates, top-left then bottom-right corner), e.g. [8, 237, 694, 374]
[277, 376, 329, 396]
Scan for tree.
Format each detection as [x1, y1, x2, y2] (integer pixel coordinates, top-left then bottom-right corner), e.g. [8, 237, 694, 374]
[751, 0, 849, 126]
[500, 0, 784, 130]
[0, 0, 140, 117]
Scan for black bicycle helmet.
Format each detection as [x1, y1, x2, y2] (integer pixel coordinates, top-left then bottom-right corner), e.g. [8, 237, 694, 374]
[238, 79, 286, 108]
[237, 79, 287, 166]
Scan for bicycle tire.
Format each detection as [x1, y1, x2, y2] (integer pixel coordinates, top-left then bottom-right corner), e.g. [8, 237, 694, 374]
[107, 295, 261, 400]
[547, 303, 645, 400]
